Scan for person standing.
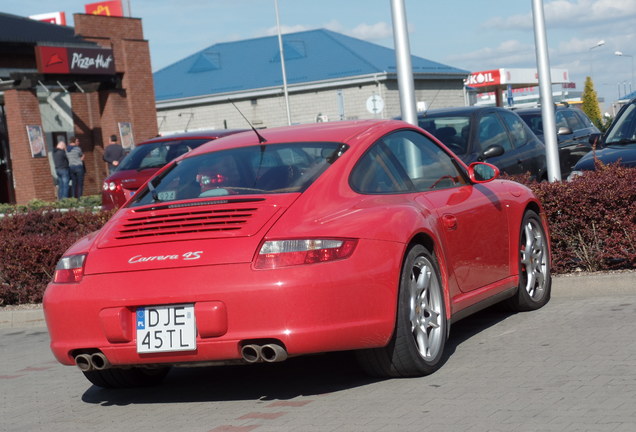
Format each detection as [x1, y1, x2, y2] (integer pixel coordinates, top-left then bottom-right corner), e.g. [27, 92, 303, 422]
[67, 136, 85, 198]
[53, 139, 70, 199]
[103, 134, 125, 175]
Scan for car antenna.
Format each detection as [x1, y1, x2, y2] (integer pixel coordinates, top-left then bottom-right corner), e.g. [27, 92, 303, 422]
[229, 99, 267, 143]
[420, 88, 441, 116]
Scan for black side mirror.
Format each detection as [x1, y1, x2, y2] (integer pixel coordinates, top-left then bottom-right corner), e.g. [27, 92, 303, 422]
[588, 133, 602, 147]
[557, 126, 573, 135]
[478, 144, 505, 161]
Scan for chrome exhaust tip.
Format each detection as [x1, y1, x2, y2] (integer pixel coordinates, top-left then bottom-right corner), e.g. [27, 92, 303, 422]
[75, 353, 93, 371]
[240, 344, 262, 363]
[260, 344, 288, 363]
[90, 352, 111, 370]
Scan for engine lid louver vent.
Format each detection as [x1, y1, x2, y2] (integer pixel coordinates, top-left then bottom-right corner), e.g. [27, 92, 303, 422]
[96, 196, 297, 249]
[116, 206, 256, 239]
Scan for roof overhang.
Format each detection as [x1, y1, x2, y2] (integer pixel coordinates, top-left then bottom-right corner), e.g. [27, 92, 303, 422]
[0, 70, 122, 93]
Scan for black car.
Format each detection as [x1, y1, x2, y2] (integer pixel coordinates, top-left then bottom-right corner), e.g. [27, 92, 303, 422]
[569, 98, 636, 178]
[416, 106, 547, 180]
[516, 105, 599, 177]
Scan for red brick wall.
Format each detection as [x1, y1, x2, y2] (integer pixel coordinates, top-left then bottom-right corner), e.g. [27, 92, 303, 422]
[4, 89, 57, 203]
[121, 39, 158, 143]
[71, 91, 103, 195]
[75, 13, 158, 155]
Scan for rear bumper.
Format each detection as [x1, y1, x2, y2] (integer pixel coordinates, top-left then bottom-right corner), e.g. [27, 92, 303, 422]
[43, 240, 403, 366]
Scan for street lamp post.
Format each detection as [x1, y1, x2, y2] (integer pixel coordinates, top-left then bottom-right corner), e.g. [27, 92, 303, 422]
[274, 0, 292, 126]
[614, 51, 634, 95]
[588, 40, 605, 78]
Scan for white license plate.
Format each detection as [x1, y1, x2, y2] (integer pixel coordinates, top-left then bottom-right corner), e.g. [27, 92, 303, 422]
[136, 304, 196, 353]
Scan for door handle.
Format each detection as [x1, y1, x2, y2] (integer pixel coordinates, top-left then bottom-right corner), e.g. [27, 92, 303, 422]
[442, 214, 458, 231]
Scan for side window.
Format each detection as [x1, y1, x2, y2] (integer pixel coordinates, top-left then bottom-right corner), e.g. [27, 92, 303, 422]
[350, 144, 412, 194]
[500, 111, 530, 148]
[562, 110, 584, 131]
[383, 130, 467, 191]
[524, 115, 544, 136]
[555, 111, 569, 129]
[478, 113, 513, 152]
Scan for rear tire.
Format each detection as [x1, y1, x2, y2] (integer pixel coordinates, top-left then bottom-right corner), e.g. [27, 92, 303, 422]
[507, 210, 551, 311]
[357, 244, 447, 377]
[82, 366, 170, 388]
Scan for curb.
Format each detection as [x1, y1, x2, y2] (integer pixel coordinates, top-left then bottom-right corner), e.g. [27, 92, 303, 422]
[0, 308, 46, 329]
[1, 271, 635, 329]
[551, 270, 636, 297]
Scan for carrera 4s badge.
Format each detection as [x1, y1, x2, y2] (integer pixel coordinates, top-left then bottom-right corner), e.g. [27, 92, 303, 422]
[128, 251, 203, 264]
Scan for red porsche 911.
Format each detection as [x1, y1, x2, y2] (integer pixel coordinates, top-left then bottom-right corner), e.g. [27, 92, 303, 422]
[44, 120, 551, 388]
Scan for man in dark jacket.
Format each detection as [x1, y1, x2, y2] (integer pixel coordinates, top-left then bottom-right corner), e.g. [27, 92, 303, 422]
[103, 134, 125, 174]
[67, 136, 85, 198]
[53, 139, 70, 199]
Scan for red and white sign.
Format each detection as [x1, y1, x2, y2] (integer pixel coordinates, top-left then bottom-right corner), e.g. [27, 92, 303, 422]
[465, 69, 501, 88]
[29, 12, 67, 25]
[466, 68, 571, 89]
[85, 0, 124, 17]
[35, 45, 116, 75]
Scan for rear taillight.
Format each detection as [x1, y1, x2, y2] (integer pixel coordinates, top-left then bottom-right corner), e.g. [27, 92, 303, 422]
[53, 254, 87, 283]
[254, 239, 357, 269]
[102, 181, 120, 192]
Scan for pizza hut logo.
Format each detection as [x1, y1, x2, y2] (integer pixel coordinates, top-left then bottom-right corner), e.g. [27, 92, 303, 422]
[46, 53, 64, 67]
[71, 52, 114, 70]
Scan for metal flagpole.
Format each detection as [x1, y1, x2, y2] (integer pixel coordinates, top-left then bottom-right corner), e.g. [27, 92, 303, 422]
[531, 0, 561, 182]
[274, 0, 292, 126]
[390, 0, 417, 126]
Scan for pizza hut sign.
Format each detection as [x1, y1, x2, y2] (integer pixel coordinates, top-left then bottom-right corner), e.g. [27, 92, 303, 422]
[36, 45, 116, 75]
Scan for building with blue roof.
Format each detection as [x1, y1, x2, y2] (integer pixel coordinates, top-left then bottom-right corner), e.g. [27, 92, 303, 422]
[154, 29, 469, 132]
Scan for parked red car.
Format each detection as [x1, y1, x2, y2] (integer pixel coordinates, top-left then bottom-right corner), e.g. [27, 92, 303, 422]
[45, 120, 551, 388]
[101, 129, 245, 210]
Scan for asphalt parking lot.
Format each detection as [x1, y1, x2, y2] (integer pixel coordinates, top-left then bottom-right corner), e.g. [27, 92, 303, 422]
[1, 271, 635, 432]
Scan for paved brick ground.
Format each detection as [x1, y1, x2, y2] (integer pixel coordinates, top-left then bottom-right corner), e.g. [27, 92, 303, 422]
[1, 272, 635, 432]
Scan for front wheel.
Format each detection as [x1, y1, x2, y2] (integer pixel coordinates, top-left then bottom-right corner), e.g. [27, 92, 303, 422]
[507, 210, 551, 311]
[357, 244, 447, 377]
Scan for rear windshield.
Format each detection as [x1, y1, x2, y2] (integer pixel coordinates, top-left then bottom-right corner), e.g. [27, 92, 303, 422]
[129, 142, 347, 207]
[117, 138, 212, 171]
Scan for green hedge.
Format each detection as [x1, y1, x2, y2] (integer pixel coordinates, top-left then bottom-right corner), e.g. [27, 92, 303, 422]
[0, 168, 634, 306]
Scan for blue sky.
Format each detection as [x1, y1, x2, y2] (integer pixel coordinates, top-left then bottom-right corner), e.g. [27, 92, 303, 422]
[4, 0, 636, 112]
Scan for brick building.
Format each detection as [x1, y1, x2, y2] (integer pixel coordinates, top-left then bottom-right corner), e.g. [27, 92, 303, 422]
[154, 29, 469, 134]
[0, 12, 157, 204]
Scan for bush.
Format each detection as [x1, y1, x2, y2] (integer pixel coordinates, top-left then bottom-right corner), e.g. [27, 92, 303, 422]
[507, 164, 636, 273]
[0, 195, 101, 214]
[1, 168, 635, 305]
[0, 207, 113, 305]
